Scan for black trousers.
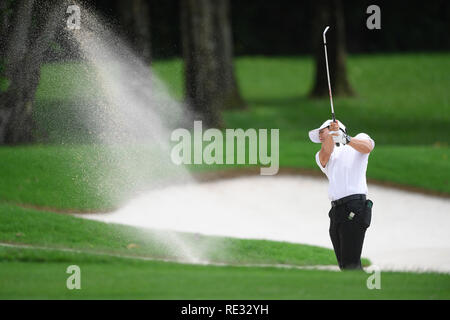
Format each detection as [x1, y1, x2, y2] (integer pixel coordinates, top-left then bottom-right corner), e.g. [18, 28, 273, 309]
[328, 197, 372, 270]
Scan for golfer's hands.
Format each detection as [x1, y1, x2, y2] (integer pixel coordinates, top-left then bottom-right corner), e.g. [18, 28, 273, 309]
[329, 121, 346, 144]
[329, 121, 339, 132]
[330, 130, 346, 145]
[328, 121, 340, 142]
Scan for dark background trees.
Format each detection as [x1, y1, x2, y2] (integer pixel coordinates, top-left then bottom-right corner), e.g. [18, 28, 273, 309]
[309, 0, 354, 97]
[147, 0, 450, 58]
[180, 0, 245, 127]
[85, 0, 450, 59]
[0, 0, 68, 144]
[115, 0, 152, 64]
[1, 0, 449, 145]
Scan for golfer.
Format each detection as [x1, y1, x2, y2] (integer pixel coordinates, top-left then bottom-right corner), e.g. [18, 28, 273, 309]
[309, 119, 375, 270]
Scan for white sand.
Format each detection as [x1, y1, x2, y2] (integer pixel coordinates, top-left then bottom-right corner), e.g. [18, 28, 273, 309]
[79, 175, 450, 273]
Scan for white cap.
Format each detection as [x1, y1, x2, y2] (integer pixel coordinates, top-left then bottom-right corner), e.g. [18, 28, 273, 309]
[308, 119, 346, 143]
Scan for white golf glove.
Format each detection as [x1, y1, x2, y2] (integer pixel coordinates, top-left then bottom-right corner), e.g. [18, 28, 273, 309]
[329, 130, 350, 145]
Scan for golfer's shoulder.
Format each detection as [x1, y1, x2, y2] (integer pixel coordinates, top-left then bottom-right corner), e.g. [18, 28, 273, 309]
[354, 132, 375, 148]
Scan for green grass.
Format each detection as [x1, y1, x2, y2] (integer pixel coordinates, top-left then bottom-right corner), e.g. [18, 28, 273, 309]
[1, 250, 449, 299]
[0, 144, 179, 210]
[24, 53, 450, 210]
[0, 203, 347, 266]
[1, 55, 449, 211]
[3, 201, 449, 300]
[35, 54, 450, 145]
[277, 141, 450, 193]
[149, 54, 450, 145]
[0, 141, 448, 212]
[9, 202, 440, 300]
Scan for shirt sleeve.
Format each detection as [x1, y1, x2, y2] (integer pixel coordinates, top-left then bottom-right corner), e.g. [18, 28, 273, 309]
[315, 151, 328, 176]
[354, 133, 375, 149]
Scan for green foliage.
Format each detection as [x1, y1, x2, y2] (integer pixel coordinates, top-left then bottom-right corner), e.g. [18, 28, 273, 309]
[0, 77, 10, 92]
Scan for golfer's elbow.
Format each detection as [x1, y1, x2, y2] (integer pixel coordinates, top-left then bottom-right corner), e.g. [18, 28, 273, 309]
[349, 139, 373, 154]
[358, 143, 372, 154]
[362, 140, 374, 154]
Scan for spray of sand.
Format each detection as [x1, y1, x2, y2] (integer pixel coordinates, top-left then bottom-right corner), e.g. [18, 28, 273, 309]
[65, 5, 212, 263]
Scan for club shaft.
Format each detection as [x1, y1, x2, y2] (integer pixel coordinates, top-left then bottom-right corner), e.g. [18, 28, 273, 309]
[323, 27, 335, 122]
[323, 26, 339, 146]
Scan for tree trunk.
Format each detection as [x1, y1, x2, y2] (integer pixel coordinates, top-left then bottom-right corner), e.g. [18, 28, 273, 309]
[0, 0, 66, 145]
[212, 0, 245, 110]
[180, 0, 245, 128]
[0, 0, 12, 59]
[116, 0, 152, 64]
[309, 0, 355, 98]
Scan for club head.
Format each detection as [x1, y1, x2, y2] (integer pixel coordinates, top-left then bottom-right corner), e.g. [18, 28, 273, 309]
[323, 26, 330, 43]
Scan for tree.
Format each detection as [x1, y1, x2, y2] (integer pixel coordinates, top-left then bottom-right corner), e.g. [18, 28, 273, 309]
[212, 0, 245, 111]
[115, 0, 152, 64]
[309, 0, 354, 98]
[180, 0, 245, 128]
[0, 0, 68, 145]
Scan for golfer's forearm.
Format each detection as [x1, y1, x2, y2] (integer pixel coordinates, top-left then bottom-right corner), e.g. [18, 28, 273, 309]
[348, 138, 373, 154]
[319, 137, 334, 166]
[323, 134, 335, 152]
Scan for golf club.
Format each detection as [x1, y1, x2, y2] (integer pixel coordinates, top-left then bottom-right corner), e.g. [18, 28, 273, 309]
[322, 26, 339, 146]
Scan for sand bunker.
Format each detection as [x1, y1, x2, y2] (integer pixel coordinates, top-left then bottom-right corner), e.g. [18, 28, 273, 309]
[79, 175, 450, 273]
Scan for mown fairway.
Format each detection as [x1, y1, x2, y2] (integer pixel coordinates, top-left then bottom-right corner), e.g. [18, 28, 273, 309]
[1, 247, 449, 300]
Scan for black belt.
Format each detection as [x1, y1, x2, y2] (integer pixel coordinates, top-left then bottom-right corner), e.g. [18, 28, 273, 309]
[331, 194, 366, 207]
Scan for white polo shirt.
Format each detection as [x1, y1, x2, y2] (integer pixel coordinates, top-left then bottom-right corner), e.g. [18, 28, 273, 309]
[315, 133, 375, 201]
